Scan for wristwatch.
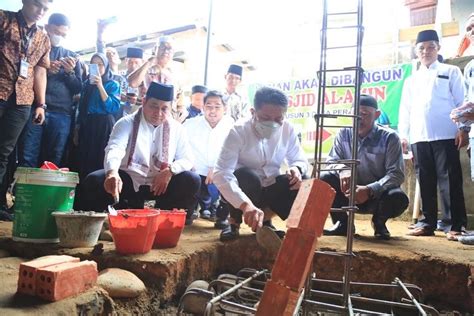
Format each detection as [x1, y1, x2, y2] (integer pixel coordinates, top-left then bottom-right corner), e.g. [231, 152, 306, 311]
[36, 103, 47, 110]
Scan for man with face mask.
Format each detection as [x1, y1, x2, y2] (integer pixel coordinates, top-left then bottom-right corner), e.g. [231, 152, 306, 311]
[82, 82, 200, 224]
[213, 87, 308, 241]
[321, 94, 408, 240]
[18, 13, 82, 168]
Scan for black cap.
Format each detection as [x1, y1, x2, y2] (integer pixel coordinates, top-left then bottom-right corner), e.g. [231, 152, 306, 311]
[191, 85, 208, 94]
[146, 82, 174, 101]
[48, 13, 70, 27]
[416, 30, 439, 44]
[227, 64, 243, 77]
[126, 47, 143, 59]
[359, 94, 378, 109]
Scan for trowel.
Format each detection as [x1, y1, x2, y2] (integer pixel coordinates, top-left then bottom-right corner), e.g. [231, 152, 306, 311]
[107, 195, 119, 216]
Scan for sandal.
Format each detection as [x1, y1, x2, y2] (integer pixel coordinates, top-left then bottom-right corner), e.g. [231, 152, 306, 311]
[446, 231, 463, 241]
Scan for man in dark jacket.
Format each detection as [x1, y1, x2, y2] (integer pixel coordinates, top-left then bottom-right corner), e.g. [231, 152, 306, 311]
[18, 13, 82, 167]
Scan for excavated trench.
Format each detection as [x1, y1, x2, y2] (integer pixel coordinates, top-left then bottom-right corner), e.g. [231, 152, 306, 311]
[0, 219, 472, 314]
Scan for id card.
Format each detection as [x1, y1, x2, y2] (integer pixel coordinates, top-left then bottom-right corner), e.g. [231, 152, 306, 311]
[19, 59, 29, 78]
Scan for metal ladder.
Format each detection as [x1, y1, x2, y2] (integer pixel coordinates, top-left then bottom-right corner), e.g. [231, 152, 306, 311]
[304, 0, 364, 314]
[303, 1, 436, 315]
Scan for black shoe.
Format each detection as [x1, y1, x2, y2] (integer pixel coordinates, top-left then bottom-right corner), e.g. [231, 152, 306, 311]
[214, 218, 229, 229]
[220, 224, 239, 241]
[185, 209, 199, 226]
[323, 221, 348, 236]
[262, 220, 286, 239]
[372, 218, 391, 240]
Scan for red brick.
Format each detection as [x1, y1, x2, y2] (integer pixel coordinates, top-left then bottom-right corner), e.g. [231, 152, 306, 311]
[36, 260, 98, 301]
[17, 255, 79, 296]
[256, 280, 302, 316]
[286, 179, 335, 236]
[271, 228, 318, 290]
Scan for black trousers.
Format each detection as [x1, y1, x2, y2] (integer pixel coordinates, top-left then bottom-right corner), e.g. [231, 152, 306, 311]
[411, 140, 467, 232]
[0, 95, 31, 206]
[320, 172, 409, 226]
[225, 167, 298, 225]
[81, 169, 201, 213]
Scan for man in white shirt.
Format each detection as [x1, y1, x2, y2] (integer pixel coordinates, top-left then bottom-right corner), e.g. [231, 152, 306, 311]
[223, 64, 249, 122]
[213, 87, 308, 241]
[399, 30, 469, 237]
[183, 90, 234, 224]
[82, 82, 201, 224]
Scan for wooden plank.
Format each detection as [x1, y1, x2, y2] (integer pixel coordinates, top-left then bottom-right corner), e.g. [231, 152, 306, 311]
[257, 178, 335, 315]
[271, 228, 318, 290]
[256, 280, 302, 316]
[286, 179, 335, 236]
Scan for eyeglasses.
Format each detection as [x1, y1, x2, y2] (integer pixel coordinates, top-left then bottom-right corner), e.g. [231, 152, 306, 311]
[158, 45, 173, 52]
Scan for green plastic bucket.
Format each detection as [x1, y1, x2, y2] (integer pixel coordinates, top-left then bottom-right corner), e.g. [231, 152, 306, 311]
[12, 167, 79, 243]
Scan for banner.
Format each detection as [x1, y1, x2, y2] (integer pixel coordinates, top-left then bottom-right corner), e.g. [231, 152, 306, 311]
[247, 63, 413, 158]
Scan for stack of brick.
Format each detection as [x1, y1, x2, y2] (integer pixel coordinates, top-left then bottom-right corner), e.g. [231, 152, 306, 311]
[17, 255, 98, 302]
[256, 179, 335, 316]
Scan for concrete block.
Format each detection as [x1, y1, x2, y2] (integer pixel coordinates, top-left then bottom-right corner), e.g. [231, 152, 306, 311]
[17, 255, 79, 296]
[286, 179, 335, 236]
[36, 260, 98, 301]
[256, 280, 302, 316]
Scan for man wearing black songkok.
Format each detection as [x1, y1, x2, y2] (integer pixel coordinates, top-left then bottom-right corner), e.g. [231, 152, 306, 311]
[321, 94, 409, 240]
[82, 82, 201, 225]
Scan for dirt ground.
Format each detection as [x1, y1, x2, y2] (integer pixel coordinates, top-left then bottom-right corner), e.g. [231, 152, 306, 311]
[0, 216, 472, 314]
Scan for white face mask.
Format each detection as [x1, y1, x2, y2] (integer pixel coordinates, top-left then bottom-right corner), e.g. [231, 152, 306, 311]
[255, 120, 281, 139]
[49, 34, 63, 47]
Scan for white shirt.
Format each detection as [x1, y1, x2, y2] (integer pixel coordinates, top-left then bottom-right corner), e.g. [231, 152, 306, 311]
[398, 60, 465, 144]
[183, 115, 234, 176]
[213, 118, 308, 209]
[104, 111, 194, 191]
[464, 59, 474, 137]
[223, 89, 249, 122]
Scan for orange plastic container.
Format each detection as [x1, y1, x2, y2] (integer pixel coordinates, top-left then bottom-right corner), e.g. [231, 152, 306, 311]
[153, 209, 186, 249]
[109, 209, 160, 254]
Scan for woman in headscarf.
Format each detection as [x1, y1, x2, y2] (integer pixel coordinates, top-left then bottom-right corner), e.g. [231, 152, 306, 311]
[77, 53, 121, 179]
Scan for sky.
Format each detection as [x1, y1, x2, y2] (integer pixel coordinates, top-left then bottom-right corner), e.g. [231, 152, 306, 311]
[2, 0, 412, 83]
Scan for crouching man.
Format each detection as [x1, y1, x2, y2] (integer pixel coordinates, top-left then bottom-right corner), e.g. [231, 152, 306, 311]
[82, 82, 200, 224]
[321, 94, 409, 240]
[213, 87, 308, 241]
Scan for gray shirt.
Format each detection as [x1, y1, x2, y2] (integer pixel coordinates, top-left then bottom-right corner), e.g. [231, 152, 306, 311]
[327, 124, 405, 198]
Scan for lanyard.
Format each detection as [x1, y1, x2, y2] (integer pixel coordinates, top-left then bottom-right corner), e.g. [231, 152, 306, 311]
[17, 16, 35, 61]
